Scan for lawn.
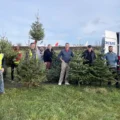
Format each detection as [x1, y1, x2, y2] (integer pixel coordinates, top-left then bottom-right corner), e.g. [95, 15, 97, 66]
[0, 84, 120, 120]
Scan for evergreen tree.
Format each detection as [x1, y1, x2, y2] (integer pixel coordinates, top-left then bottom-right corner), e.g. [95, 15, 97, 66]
[46, 54, 61, 82]
[0, 37, 17, 66]
[29, 15, 44, 44]
[69, 51, 115, 85]
[17, 59, 46, 87]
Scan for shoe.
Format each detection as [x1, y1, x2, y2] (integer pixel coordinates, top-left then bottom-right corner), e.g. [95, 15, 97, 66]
[65, 82, 70, 85]
[58, 83, 62, 85]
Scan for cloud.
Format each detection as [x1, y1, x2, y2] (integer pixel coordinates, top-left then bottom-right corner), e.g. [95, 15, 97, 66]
[82, 17, 119, 35]
[0, 0, 120, 45]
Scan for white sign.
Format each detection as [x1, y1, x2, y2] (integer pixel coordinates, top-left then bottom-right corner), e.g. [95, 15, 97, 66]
[102, 30, 117, 54]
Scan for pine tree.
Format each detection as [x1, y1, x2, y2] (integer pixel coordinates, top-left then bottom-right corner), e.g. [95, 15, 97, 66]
[29, 14, 44, 45]
[69, 51, 115, 86]
[88, 54, 114, 85]
[69, 50, 92, 84]
[46, 54, 61, 82]
[17, 59, 46, 87]
[0, 37, 17, 66]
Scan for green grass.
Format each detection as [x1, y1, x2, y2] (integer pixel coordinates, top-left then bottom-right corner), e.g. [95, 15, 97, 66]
[0, 84, 120, 120]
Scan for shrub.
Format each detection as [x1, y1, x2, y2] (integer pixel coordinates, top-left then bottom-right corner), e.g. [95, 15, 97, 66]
[17, 58, 46, 87]
[46, 54, 61, 82]
[0, 38, 17, 66]
[69, 51, 115, 85]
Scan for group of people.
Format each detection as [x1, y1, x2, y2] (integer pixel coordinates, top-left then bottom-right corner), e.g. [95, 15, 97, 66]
[0, 42, 119, 94]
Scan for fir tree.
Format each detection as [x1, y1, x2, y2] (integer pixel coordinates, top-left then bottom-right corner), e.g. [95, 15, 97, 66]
[29, 14, 44, 45]
[46, 54, 61, 82]
[17, 59, 46, 87]
[0, 37, 17, 66]
[69, 51, 115, 86]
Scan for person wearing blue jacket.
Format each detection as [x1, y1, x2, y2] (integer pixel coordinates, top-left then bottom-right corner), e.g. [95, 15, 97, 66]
[58, 43, 74, 85]
[105, 46, 118, 68]
[104, 46, 119, 87]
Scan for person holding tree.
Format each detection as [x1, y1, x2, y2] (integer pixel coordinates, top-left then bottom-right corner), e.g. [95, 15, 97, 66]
[104, 46, 119, 86]
[82, 45, 96, 65]
[58, 43, 74, 85]
[43, 44, 54, 69]
[0, 50, 5, 94]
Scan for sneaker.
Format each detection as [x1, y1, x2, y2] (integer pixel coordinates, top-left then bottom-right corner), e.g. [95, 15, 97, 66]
[65, 82, 70, 85]
[58, 83, 62, 85]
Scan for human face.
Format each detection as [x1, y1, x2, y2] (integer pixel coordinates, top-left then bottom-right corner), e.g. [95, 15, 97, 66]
[65, 43, 70, 50]
[87, 47, 92, 52]
[48, 45, 52, 50]
[16, 46, 20, 50]
[109, 47, 113, 52]
[30, 43, 35, 49]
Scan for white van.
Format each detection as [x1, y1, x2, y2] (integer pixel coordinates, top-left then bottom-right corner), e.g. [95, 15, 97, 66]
[102, 30, 120, 71]
[101, 30, 118, 55]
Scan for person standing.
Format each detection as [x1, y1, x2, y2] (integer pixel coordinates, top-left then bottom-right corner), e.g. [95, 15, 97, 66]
[38, 47, 44, 61]
[82, 45, 96, 65]
[0, 52, 5, 94]
[104, 46, 118, 86]
[58, 43, 74, 85]
[11, 46, 22, 80]
[25, 43, 38, 60]
[43, 44, 53, 69]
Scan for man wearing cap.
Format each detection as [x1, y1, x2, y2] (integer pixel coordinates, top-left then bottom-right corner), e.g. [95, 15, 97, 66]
[82, 45, 96, 65]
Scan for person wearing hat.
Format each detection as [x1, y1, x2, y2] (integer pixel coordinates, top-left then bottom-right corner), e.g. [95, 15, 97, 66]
[82, 45, 96, 65]
[0, 51, 5, 94]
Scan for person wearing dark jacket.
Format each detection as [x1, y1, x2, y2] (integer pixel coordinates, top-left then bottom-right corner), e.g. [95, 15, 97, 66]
[43, 44, 54, 69]
[82, 45, 96, 65]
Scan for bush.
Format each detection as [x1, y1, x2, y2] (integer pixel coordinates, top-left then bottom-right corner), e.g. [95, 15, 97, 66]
[69, 51, 115, 85]
[46, 54, 61, 82]
[0, 38, 17, 66]
[17, 58, 46, 87]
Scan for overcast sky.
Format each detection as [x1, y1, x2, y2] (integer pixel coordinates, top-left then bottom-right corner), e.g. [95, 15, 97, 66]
[0, 0, 120, 46]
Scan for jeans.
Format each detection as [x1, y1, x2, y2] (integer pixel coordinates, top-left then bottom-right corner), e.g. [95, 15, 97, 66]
[0, 71, 4, 93]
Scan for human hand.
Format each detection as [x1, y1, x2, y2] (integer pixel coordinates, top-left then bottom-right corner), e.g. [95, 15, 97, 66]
[1, 68, 4, 73]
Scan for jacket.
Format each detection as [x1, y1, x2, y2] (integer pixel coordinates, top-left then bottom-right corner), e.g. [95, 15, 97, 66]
[58, 49, 74, 63]
[43, 49, 54, 62]
[82, 50, 96, 64]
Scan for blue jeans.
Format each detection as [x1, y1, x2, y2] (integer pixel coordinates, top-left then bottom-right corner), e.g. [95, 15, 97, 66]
[0, 71, 4, 93]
